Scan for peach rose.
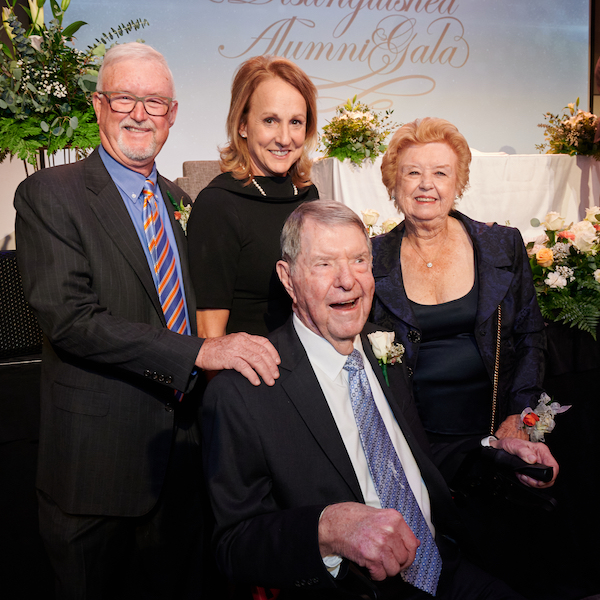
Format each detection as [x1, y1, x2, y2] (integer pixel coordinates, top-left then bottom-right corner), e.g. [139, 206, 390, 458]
[558, 230, 575, 240]
[535, 248, 554, 267]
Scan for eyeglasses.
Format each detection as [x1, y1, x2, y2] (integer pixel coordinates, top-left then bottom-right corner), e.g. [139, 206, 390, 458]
[97, 91, 173, 116]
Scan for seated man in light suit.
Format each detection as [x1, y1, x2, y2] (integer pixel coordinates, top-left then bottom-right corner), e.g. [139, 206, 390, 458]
[203, 201, 558, 599]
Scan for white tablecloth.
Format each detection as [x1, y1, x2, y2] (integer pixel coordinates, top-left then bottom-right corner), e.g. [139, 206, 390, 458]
[311, 154, 600, 242]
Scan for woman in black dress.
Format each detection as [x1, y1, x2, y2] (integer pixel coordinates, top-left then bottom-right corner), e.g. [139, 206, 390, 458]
[187, 56, 319, 337]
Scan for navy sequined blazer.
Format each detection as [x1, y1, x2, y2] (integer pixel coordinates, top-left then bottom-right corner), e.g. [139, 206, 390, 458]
[370, 211, 547, 422]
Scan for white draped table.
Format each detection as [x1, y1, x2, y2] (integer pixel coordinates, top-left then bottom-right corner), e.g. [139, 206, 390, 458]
[311, 154, 600, 242]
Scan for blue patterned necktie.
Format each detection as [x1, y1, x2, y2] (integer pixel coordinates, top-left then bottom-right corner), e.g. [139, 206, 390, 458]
[343, 349, 442, 595]
[142, 179, 189, 400]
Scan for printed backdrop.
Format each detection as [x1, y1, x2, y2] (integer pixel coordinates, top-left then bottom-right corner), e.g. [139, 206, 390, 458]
[63, 0, 588, 180]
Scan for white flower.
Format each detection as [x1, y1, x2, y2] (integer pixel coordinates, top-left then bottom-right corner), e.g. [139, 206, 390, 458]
[552, 242, 571, 260]
[381, 218, 400, 233]
[594, 269, 600, 283]
[361, 209, 379, 227]
[571, 220, 597, 252]
[367, 331, 394, 360]
[584, 206, 600, 224]
[555, 265, 575, 282]
[29, 35, 43, 51]
[545, 272, 567, 289]
[543, 211, 565, 231]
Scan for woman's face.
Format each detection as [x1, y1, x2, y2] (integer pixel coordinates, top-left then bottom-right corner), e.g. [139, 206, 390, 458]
[394, 142, 459, 223]
[239, 77, 307, 178]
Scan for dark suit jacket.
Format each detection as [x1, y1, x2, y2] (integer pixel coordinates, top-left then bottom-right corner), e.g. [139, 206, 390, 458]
[14, 148, 205, 517]
[371, 211, 546, 423]
[202, 318, 464, 597]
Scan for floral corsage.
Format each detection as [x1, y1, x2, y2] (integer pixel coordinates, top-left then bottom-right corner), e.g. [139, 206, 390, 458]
[367, 331, 405, 386]
[167, 191, 192, 235]
[520, 393, 571, 442]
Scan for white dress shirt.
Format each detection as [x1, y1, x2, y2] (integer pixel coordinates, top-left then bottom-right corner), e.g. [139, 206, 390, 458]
[293, 315, 435, 572]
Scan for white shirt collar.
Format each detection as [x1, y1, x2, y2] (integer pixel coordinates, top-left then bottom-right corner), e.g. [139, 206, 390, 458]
[292, 313, 365, 382]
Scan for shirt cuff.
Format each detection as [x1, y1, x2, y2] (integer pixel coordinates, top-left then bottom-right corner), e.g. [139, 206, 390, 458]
[322, 555, 343, 578]
[481, 435, 498, 447]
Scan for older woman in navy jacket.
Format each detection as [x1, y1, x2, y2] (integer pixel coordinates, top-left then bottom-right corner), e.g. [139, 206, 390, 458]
[370, 118, 552, 485]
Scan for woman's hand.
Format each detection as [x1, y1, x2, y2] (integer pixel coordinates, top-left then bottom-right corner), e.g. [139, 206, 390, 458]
[495, 414, 528, 440]
[490, 436, 559, 488]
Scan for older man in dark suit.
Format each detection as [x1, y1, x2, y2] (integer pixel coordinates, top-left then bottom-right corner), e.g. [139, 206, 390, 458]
[203, 201, 557, 599]
[14, 43, 279, 600]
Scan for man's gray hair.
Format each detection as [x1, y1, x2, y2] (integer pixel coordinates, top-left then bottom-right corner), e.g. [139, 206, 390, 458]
[96, 42, 176, 97]
[281, 200, 372, 270]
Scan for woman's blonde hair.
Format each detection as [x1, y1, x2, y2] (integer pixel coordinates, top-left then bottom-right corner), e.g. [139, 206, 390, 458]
[220, 55, 318, 188]
[381, 117, 471, 210]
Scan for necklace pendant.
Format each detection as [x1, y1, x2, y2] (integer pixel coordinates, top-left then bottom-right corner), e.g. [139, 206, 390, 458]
[426, 262, 433, 268]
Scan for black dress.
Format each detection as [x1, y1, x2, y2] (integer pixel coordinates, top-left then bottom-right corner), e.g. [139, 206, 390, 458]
[408, 272, 494, 480]
[187, 172, 318, 336]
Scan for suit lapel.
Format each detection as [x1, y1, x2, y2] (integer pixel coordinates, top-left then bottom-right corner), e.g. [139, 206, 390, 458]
[84, 150, 165, 323]
[277, 322, 364, 501]
[463, 215, 515, 328]
[372, 223, 419, 331]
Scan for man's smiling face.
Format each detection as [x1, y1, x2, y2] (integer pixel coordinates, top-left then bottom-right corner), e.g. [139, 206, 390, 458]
[277, 218, 374, 355]
[92, 58, 178, 176]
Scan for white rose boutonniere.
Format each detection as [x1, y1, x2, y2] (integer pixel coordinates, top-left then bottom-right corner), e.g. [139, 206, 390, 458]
[367, 331, 405, 386]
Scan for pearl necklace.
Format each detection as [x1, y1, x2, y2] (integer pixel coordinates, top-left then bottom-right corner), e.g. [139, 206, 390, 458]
[251, 176, 298, 197]
[405, 232, 448, 268]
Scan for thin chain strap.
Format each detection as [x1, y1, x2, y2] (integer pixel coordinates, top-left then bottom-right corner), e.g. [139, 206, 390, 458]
[490, 305, 501, 435]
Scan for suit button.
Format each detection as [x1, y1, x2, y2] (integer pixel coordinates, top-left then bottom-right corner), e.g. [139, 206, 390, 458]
[152, 371, 158, 380]
[480, 330, 486, 336]
[165, 376, 173, 384]
[165, 403, 174, 413]
[158, 374, 165, 383]
[407, 366, 413, 378]
[144, 370, 151, 378]
[407, 330, 421, 343]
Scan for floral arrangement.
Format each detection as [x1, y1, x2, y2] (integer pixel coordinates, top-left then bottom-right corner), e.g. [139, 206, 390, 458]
[520, 393, 570, 443]
[166, 190, 191, 235]
[527, 209, 600, 339]
[536, 98, 600, 160]
[367, 331, 404, 386]
[361, 209, 400, 237]
[320, 95, 399, 165]
[0, 0, 148, 168]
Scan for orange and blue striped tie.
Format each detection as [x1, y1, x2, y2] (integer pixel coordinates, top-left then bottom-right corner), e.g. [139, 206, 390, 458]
[142, 179, 189, 399]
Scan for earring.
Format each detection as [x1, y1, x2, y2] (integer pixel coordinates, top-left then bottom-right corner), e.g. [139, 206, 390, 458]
[240, 132, 246, 138]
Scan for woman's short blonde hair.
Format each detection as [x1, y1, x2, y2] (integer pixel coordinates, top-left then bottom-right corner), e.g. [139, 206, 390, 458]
[381, 117, 471, 209]
[220, 55, 318, 188]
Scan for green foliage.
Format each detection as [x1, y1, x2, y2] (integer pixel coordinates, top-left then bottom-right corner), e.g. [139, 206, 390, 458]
[0, 1, 149, 167]
[537, 98, 600, 160]
[320, 96, 400, 166]
[91, 19, 149, 49]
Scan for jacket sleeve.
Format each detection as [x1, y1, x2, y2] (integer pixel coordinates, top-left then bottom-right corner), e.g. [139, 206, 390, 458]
[14, 168, 203, 393]
[202, 374, 335, 590]
[501, 227, 547, 416]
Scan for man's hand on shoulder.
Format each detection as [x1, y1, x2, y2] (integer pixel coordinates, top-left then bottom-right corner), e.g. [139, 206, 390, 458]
[318, 502, 419, 582]
[195, 333, 280, 386]
[490, 437, 559, 488]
